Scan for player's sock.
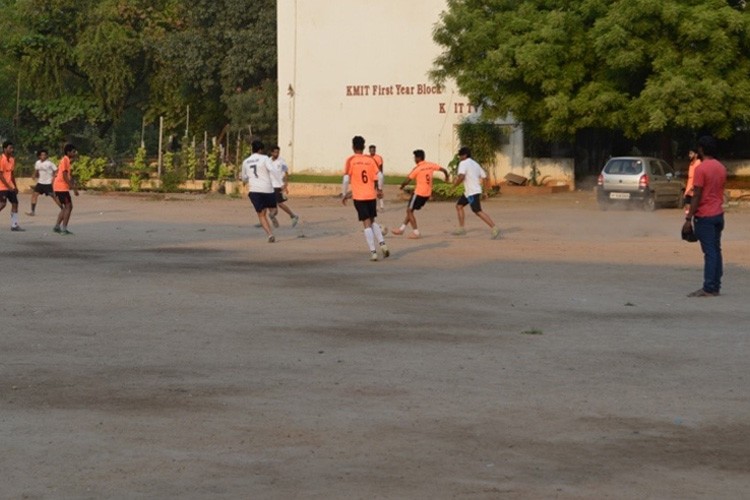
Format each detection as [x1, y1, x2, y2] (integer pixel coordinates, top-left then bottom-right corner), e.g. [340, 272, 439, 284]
[364, 228, 376, 252]
[11, 212, 19, 227]
[413, 229, 420, 237]
[398, 224, 406, 232]
[371, 222, 385, 244]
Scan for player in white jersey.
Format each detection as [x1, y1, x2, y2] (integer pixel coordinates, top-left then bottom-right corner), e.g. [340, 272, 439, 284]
[241, 140, 277, 242]
[27, 149, 62, 216]
[452, 146, 500, 239]
[268, 146, 299, 228]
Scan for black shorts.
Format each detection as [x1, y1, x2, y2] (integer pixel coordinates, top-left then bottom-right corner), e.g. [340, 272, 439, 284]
[55, 191, 72, 205]
[249, 192, 277, 213]
[274, 187, 288, 203]
[0, 190, 19, 205]
[407, 194, 429, 211]
[457, 193, 482, 213]
[353, 199, 377, 221]
[34, 183, 55, 196]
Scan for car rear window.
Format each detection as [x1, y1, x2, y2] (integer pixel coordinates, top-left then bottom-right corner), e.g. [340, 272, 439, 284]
[604, 159, 643, 175]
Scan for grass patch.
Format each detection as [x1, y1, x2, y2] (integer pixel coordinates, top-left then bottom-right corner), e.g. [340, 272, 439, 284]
[521, 328, 544, 335]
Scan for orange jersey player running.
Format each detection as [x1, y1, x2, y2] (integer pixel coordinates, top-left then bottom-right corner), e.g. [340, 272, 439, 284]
[343, 136, 390, 261]
[391, 149, 449, 239]
[369, 144, 385, 209]
[0, 140, 25, 231]
[53, 143, 80, 236]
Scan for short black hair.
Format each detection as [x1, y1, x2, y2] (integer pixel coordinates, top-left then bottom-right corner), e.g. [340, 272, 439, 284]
[697, 136, 718, 157]
[458, 146, 471, 157]
[2, 140, 13, 149]
[369, 145, 376, 149]
[63, 143, 76, 154]
[37, 149, 48, 157]
[270, 145, 280, 151]
[352, 136, 366, 150]
[251, 140, 264, 153]
[413, 149, 425, 161]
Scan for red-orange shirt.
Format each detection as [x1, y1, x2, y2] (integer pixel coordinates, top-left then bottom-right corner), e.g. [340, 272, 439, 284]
[54, 155, 72, 191]
[408, 161, 442, 197]
[370, 154, 383, 172]
[344, 154, 380, 201]
[693, 158, 726, 218]
[685, 158, 700, 196]
[0, 154, 15, 191]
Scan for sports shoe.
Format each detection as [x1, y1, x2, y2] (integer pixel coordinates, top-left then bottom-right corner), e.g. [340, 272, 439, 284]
[370, 251, 378, 262]
[408, 232, 420, 239]
[11, 226, 25, 232]
[380, 244, 390, 258]
[53, 226, 62, 233]
[687, 288, 719, 297]
[26, 212, 35, 216]
[60, 229, 73, 236]
[253, 223, 262, 228]
[491, 227, 501, 240]
[270, 214, 279, 228]
[267, 235, 276, 243]
[391, 227, 404, 236]
[452, 228, 466, 236]
[291, 215, 299, 228]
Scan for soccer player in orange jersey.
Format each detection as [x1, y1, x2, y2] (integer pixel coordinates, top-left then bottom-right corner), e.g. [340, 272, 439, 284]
[53, 144, 80, 235]
[369, 144, 385, 209]
[0, 141, 25, 231]
[343, 136, 390, 261]
[391, 149, 449, 239]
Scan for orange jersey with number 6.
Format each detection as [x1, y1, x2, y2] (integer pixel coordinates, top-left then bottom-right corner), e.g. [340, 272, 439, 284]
[344, 154, 380, 201]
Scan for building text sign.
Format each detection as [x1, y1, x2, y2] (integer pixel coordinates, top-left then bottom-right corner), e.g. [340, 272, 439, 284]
[345, 83, 475, 114]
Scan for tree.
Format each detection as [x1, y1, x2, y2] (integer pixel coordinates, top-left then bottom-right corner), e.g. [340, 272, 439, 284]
[0, 0, 278, 158]
[153, 0, 277, 142]
[432, 0, 750, 141]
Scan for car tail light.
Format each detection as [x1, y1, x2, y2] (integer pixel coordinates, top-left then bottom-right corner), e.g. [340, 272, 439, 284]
[597, 174, 603, 186]
[639, 174, 649, 188]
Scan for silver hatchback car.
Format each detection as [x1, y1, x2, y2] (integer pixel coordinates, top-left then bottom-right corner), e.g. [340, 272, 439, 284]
[596, 156, 685, 210]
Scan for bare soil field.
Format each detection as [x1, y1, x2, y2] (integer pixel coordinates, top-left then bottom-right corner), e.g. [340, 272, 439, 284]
[2, 189, 749, 499]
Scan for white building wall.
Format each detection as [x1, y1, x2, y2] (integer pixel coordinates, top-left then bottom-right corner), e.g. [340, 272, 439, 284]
[277, 0, 483, 175]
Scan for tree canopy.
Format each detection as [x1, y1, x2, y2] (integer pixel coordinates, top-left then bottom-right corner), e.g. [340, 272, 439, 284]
[432, 0, 750, 141]
[0, 0, 277, 158]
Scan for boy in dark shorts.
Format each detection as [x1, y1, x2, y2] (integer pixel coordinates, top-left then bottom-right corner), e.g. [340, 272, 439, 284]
[342, 136, 389, 261]
[452, 147, 500, 239]
[241, 140, 277, 242]
[28, 149, 62, 216]
[392, 149, 449, 239]
[0, 140, 24, 231]
[53, 144, 79, 235]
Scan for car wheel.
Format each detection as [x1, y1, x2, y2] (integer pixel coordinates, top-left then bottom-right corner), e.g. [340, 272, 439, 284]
[643, 193, 656, 211]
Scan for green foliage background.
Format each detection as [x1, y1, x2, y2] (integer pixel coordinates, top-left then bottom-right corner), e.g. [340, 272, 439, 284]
[433, 0, 750, 141]
[0, 0, 277, 167]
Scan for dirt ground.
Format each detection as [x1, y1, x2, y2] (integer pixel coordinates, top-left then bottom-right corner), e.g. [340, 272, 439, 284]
[1, 188, 749, 499]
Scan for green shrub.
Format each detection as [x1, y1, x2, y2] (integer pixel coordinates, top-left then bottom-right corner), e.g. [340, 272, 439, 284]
[182, 146, 198, 181]
[129, 147, 149, 192]
[73, 155, 107, 187]
[431, 182, 464, 200]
